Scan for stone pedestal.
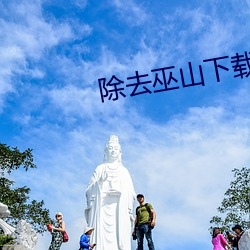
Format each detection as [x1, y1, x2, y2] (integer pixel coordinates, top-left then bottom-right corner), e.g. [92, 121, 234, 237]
[2, 246, 26, 250]
[239, 229, 250, 250]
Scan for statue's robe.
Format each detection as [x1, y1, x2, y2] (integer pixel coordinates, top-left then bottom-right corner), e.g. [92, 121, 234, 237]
[85, 163, 135, 250]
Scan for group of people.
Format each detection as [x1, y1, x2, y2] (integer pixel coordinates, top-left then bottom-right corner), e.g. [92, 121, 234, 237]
[81, 193, 156, 250]
[48, 208, 247, 250]
[48, 193, 156, 250]
[212, 224, 245, 250]
[47, 212, 96, 250]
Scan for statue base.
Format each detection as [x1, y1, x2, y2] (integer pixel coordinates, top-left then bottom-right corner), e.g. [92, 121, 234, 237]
[1, 245, 26, 250]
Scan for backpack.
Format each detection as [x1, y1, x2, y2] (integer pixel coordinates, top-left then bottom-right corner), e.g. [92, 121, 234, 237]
[136, 203, 154, 229]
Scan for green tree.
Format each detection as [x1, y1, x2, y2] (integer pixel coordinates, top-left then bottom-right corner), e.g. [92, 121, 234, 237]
[210, 167, 250, 232]
[0, 143, 52, 233]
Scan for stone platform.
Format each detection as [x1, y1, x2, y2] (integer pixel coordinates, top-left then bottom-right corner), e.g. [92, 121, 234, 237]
[1, 245, 26, 250]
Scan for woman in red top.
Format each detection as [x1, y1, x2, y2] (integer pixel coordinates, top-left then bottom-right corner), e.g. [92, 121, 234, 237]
[212, 227, 232, 250]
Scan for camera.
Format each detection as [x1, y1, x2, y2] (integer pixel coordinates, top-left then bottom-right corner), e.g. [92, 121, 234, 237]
[132, 231, 137, 240]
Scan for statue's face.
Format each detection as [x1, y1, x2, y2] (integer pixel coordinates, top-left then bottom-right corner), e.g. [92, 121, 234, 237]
[107, 142, 121, 160]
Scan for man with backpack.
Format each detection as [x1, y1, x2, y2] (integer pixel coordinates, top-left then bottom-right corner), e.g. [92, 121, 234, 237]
[132, 194, 156, 250]
[231, 225, 245, 250]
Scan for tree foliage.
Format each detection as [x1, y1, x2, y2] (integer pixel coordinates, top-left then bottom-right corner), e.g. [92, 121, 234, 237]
[0, 144, 36, 175]
[210, 167, 250, 232]
[0, 143, 52, 233]
[0, 234, 14, 246]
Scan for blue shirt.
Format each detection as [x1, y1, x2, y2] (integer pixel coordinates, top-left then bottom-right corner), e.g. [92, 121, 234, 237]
[79, 234, 90, 250]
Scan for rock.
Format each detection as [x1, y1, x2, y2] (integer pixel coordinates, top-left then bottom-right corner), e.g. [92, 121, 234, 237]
[238, 229, 250, 250]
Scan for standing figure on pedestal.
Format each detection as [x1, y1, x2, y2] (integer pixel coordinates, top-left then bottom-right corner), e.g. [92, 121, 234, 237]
[85, 135, 136, 250]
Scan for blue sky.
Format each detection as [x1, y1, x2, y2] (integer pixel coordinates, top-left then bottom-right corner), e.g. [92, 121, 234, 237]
[1, 0, 250, 249]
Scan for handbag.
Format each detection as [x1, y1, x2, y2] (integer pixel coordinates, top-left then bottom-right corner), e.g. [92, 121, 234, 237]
[46, 224, 52, 232]
[62, 231, 69, 242]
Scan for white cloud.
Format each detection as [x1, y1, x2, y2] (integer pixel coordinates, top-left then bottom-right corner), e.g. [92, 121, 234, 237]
[112, 0, 148, 26]
[0, 1, 75, 110]
[1, 2, 73, 57]
[197, 19, 236, 58]
[80, 47, 128, 84]
[138, 3, 245, 67]
[73, 0, 87, 9]
[48, 84, 127, 120]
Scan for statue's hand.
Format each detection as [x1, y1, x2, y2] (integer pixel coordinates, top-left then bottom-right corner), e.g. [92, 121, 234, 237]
[101, 171, 108, 181]
[129, 213, 135, 222]
[86, 195, 95, 209]
[87, 201, 93, 208]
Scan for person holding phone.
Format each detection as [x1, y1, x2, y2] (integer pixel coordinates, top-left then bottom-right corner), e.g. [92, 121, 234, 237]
[79, 227, 96, 250]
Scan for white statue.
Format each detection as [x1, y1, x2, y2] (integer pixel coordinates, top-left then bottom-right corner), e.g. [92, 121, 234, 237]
[85, 135, 136, 250]
[13, 220, 38, 250]
[0, 203, 37, 250]
[0, 202, 15, 235]
[0, 202, 11, 218]
[239, 229, 250, 250]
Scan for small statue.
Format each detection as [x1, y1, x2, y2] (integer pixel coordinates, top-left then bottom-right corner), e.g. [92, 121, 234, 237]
[0, 203, 38, 250]
[0, 202, 11, 218]
[13, 220, 38, 250]
[0, 202, 15, 235]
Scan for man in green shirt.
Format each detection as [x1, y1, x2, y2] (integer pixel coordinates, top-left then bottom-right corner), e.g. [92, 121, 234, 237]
[133, 194, 156, 250]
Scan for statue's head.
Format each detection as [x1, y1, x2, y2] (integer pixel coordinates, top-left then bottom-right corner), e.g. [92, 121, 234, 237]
[0, 202, 10, 218]
[104, 135, 122, 163]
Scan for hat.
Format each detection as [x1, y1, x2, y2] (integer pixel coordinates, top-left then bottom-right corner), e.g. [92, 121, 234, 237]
[232, 225, 243, 231]
[84, 227, 94, 234]
[55, 212, 63, 218]
[136, 194, 144, 198]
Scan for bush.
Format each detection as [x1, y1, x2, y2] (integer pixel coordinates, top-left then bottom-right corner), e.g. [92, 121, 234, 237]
[0, 234, 14, 247]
